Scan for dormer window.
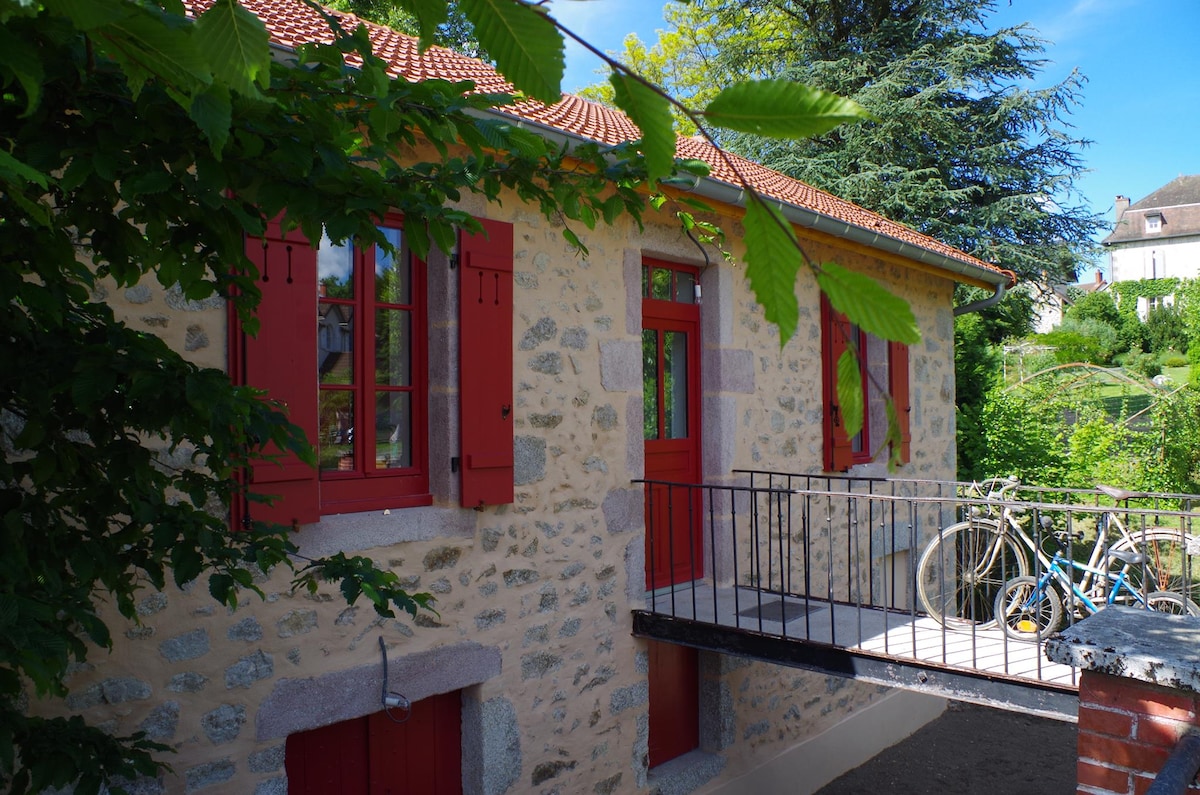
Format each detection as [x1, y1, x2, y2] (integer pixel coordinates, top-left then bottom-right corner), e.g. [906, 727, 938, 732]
[1146, 213, 1162, 233]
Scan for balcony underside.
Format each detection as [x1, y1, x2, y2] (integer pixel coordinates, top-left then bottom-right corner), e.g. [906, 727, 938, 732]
[632, 584, 1080, 722]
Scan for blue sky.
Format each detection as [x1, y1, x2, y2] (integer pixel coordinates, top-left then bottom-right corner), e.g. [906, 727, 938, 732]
[549, 0, 1200, 274]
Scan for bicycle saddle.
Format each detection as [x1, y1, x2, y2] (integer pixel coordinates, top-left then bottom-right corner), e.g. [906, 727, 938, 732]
[1097, 484, 1148, 502]
[1107, 547, 1148, 566]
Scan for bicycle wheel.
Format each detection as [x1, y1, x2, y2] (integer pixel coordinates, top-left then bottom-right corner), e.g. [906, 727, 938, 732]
[916, 518, 1029, 629]
[1145, 591, 1200, 616]
[995, 576, 1062, 641]
[1111, 527, 1200, 611]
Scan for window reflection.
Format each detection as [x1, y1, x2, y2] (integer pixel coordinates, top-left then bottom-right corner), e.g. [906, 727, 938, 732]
[664, 331, 688, 439]
[642, 329, 659, 440]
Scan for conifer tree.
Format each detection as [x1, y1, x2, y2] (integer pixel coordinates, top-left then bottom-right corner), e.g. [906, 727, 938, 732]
[612, 0, 1102, 283]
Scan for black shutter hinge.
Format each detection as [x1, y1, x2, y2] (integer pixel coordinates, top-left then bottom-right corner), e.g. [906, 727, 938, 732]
[450, 456, 460, 473]
[449, 253, 460, 270]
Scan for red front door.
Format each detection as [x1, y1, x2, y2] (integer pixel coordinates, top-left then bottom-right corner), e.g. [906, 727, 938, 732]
[642, 258, 702, 589]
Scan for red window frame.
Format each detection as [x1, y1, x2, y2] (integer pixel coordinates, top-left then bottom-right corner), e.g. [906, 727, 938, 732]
[821, 294, 910, 471]
[316, 216, 430, 513]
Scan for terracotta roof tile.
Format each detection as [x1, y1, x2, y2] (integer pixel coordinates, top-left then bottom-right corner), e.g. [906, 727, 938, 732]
[189, 0, 1011, 284]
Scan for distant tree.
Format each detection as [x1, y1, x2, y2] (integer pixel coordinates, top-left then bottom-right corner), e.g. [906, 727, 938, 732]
[1145, 305, 1188, 355]
[1065, 290, 1121, 327]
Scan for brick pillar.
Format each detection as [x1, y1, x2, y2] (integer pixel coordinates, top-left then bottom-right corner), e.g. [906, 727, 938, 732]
[1046, 607, 1200, 795]
[1076, 670, 1200, 794]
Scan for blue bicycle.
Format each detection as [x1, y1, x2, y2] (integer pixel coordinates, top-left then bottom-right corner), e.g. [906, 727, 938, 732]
[995, 532, 1200, 641]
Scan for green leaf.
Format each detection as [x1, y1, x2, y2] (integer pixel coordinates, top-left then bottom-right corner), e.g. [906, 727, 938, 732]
[458, 0, 563, 104]
[703, 79, 870, 139]
[96, 10, 212, 98]
[189, 82, 232, 155]
[609, 72, 675, 184]
[193, 0, 271, 96]
[42, 0, 128, 31]
[816, 261, 920, 344]
[0, 149, 49, 189]
[742, 196, 801, 344]
[394, 0, 448, 49]
[0, 26, 43, 114]
[885, 398, 903, 470]
[837, 349, 864, 438]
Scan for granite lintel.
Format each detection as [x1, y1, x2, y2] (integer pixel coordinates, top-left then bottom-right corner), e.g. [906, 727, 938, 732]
[1044, 606, 1200, 693]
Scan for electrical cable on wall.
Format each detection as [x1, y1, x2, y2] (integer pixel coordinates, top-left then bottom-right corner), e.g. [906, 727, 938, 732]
[378, 636, 411, 723]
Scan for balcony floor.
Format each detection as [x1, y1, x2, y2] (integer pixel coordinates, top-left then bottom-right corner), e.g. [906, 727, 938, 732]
[637, 582, 1080, 718]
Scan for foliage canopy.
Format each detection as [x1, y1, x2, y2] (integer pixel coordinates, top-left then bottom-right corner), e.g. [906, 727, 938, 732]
[0, 0, 932, 790]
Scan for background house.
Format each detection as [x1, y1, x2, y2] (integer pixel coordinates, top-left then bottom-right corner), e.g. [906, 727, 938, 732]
[33, 0, 1014, 792]
[1104, 175, 1200, 319]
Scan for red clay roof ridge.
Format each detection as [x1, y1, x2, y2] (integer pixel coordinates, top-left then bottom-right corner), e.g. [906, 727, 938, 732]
[187, 0, 1014, 286]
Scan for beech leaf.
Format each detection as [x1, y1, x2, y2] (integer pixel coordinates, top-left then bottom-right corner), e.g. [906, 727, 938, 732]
[816, 261, 920, 344]
[459, 0, 563, 104]
[742, 196, 802, 345]
[703, 79, 869, 139]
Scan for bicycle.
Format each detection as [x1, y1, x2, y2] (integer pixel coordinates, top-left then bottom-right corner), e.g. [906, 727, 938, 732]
[915, 480, 1200, 630]
[994, 532, 1200, 641]
[914, 477, 1031, 629]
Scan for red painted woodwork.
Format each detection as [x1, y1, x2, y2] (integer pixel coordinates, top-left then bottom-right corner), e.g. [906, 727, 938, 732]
[821, 294, 855, 472]
[647, 640, 699, 768]
[319, 218, 430, 513]
[240, 223, 320, 527]
[888, 340, 911, 464]
[459, 219, 515, 508]
[286, 692, 463, 795]
[642, 260, 703, 589]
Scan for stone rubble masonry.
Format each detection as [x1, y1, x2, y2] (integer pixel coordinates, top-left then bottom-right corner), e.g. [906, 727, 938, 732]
[40, 191, 960, 793]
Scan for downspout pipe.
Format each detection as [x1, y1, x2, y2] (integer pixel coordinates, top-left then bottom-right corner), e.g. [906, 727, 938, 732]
[953, 283, 1007, 317]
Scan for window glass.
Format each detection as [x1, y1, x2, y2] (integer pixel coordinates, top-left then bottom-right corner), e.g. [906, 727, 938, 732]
[374, 227, 410, 304]
[642, 329, 659, 440]
[318, 304, 355, 385]
[317, 222, 418, 479]
[374, 392, 411, 469]
[318, 390, 355, 473]
[374, 309, 411, 386]
[650, 268, 672, 301]
[318, 235, 354, 298]
[674, 271, 696, 304]
[663, 331, 689, 439]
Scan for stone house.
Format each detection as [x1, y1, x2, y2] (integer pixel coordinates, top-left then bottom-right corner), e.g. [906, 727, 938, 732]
[1105, 175, 1200, 319]
[37, 0, 1015, 792]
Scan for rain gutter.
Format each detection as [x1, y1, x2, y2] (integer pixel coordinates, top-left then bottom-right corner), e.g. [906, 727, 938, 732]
[485, 109, 1013, 306]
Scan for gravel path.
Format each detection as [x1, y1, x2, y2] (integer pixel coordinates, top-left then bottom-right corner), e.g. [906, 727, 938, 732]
[814, 701, 1078, 794]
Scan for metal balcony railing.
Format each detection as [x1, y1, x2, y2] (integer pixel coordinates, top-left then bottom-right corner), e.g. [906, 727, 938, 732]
[634, 471, 1200, 700]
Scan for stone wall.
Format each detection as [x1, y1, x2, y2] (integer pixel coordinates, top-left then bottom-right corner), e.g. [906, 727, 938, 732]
[38, 190, 961, 793]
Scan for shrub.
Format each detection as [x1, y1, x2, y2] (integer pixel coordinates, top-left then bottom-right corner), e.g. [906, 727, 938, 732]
[1161, 351, 1189, 368]
[1127, 353, 1162, 379]
[1040, 317, 1121, 365]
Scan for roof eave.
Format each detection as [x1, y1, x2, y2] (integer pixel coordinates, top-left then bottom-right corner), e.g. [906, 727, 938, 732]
[266, 34, 1011, 290]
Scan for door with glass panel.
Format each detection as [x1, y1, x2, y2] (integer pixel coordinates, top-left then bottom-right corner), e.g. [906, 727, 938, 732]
[642, 259, 702, 589]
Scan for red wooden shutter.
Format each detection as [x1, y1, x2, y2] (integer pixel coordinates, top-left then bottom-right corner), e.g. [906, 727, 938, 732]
[241, 223, 319, 527]
[821, 295, 854, 472]
[459, 219, 514, 508]
[889, 340, 911, 464]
